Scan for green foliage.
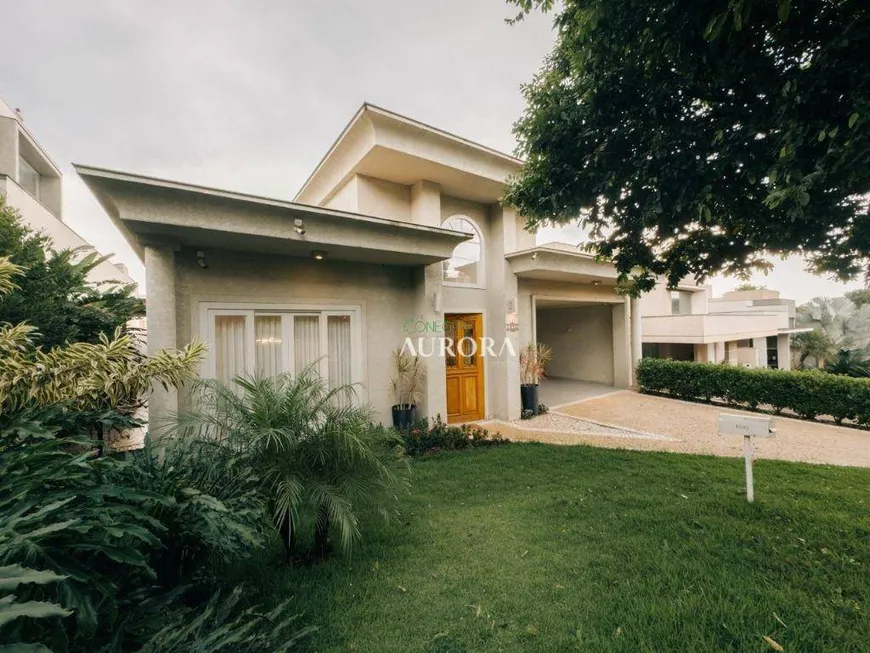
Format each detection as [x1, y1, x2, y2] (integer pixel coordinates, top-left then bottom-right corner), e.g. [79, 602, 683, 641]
[172, 371, 409, 557]
[0, 324, 205, 418]
[825, 348, 870, 378]
[792, 328, 839, 367]
[732, 283, 764, 292]
[636, 357, 870, 425]
[401, 416, 509, 456]
[0, 257, 310, 651]
[0, 410, 305, 652]
[845, 288, 870, 309]
[505, 0, 870, 292]
[0, 197, 143, 348]
[138, 588, 314, 653]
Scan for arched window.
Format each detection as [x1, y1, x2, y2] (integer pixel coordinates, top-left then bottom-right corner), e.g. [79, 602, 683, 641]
[442, 216, 483, 287]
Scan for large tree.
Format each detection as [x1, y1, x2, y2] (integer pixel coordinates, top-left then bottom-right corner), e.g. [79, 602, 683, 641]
[505, 0, 870, 292]
[0, 196, 143, 347]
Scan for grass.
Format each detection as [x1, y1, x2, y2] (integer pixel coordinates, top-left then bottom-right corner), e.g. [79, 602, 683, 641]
[243, 444, 870, 652]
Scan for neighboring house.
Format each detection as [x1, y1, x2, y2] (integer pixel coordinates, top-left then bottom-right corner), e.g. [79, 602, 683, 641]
[641, 283, 810, 369]
[76, 103, 644, 428]
[0, 96, 135, 287]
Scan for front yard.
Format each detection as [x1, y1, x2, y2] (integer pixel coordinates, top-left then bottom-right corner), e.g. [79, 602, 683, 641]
[247, 444, 869, 652]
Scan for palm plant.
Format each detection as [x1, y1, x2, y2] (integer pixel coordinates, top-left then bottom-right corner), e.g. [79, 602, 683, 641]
[792, 329, 839, 368]
[172, 369, 408, 558]
[825, 348, 870, 378]
[389, 349, 425, 409]
[519, 342, 553, 386]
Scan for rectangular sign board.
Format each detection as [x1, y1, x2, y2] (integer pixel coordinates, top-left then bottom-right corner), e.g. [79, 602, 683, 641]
[718, 414, 775, 438]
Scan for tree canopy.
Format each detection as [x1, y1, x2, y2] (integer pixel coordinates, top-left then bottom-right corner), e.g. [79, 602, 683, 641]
[505, 0, 870, 293]
[0, 196, 143, 347]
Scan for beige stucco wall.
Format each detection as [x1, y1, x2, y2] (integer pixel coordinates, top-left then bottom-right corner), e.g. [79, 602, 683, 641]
[174, 247, 416, 424]
[357, 175, 411, 221]
[323, 175, 359, 212]
[536, 305, 615, 385]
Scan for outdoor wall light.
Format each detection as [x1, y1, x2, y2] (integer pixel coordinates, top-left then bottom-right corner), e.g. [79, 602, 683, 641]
[196, 250, 208, 269]
[591, 280, 602, 286]
[294, 218, 306, 235]
[311, 250, 327, 261]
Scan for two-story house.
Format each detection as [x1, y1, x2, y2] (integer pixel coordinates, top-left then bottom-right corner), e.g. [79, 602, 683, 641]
[641, 283, 811, 369]
[0, 96, 135, 286]
[76, 104, 644, 429]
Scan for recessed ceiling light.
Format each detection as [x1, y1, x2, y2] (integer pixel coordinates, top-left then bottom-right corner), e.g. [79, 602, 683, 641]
[311, 250, 327, 261]
[591, 280, 602, 286]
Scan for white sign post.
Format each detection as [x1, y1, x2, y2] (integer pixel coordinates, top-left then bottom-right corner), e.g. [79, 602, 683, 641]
[717, 414, 776, 502]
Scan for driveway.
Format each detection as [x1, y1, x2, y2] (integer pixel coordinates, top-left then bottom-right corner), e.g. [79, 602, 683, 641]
[486, 391, 870, 468]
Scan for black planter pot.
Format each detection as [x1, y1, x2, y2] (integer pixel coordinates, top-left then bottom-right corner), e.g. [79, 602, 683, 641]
[520, 384, 539, 415]
[392, 405, 417, 430]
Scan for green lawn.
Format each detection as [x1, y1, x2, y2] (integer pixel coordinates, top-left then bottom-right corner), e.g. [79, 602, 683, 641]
[248, 444, 870, 652]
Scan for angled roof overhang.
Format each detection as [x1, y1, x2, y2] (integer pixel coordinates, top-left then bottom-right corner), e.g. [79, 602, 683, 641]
[505, 244, 620, 285]
[74, 165, 471, 266]
[294, 103, 522, 206]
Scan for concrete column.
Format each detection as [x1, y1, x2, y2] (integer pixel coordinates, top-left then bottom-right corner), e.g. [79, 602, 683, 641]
[714, 341, 726, 364]
[144, 244, 178, 437]
[413, 264, 447, 421]
[629, 296, 643, 386]
[410, 182, 446, 420]
[777, 333, 791, 370]
[488, 204, 521, 420]
[752, 336, 767, 368]
[612, 299, 631, 387]
[410, 181, 441, 227]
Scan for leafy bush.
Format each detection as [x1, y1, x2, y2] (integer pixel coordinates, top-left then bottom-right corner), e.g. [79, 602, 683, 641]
[0, 196, 143, 348]
[0, 258, 310, 651]
[137, 588, 314, 653]
[0, 411, 296, 652]
[172, 371, 409, 558]
[636, 358, 870, 425]
[401, 416, 509, 456]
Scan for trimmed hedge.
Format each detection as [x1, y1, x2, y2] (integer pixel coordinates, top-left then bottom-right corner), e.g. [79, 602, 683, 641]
[636, 357, 870, 425]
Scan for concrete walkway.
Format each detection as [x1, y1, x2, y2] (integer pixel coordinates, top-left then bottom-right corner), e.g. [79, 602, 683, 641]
[487, 391, 870, 468]
[538, 377, 617, 408]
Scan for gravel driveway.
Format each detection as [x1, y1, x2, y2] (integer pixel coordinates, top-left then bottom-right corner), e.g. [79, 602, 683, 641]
[485, 390, 870, 468]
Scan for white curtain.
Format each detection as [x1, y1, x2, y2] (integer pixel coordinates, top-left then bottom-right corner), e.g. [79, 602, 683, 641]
[327, 315, 352, 390]
[255, 316, 282, 378]
[215, 315, 247, 384]
[294, 316, 320, 376]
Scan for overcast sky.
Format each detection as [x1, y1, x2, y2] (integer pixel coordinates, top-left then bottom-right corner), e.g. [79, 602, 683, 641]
[0, 0, 863, 302]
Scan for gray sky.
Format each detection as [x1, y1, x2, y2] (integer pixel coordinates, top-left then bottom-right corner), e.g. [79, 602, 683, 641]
[0, 0, 863, 302]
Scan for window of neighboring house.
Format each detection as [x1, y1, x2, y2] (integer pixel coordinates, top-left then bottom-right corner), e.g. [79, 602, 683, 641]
[18, 156, 40, 200]
[205, 307, 359, 390]
[442, 215, 484, 287]
[670, 291, 681, 314]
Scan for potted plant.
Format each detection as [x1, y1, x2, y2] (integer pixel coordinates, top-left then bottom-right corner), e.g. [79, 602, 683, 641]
[390, 348, 425, 429]
[519, 342, 552, 416]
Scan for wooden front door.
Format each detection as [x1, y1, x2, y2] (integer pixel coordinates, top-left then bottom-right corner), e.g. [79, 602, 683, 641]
[445, 313, 485, 423]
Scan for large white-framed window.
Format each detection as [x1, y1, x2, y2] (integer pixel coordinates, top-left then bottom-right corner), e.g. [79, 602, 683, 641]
[442, 215, 484, 288]
[201, 303, 362, 390]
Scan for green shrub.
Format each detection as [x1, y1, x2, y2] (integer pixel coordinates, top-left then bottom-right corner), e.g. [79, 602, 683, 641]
[636, 358, 870, 425]
[172, 372, 409, 558]
[401, 416, 509, 456]
[0, 412, 295, 652]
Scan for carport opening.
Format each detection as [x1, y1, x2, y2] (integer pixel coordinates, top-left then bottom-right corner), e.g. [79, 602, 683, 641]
[534, 300, 621, 407]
